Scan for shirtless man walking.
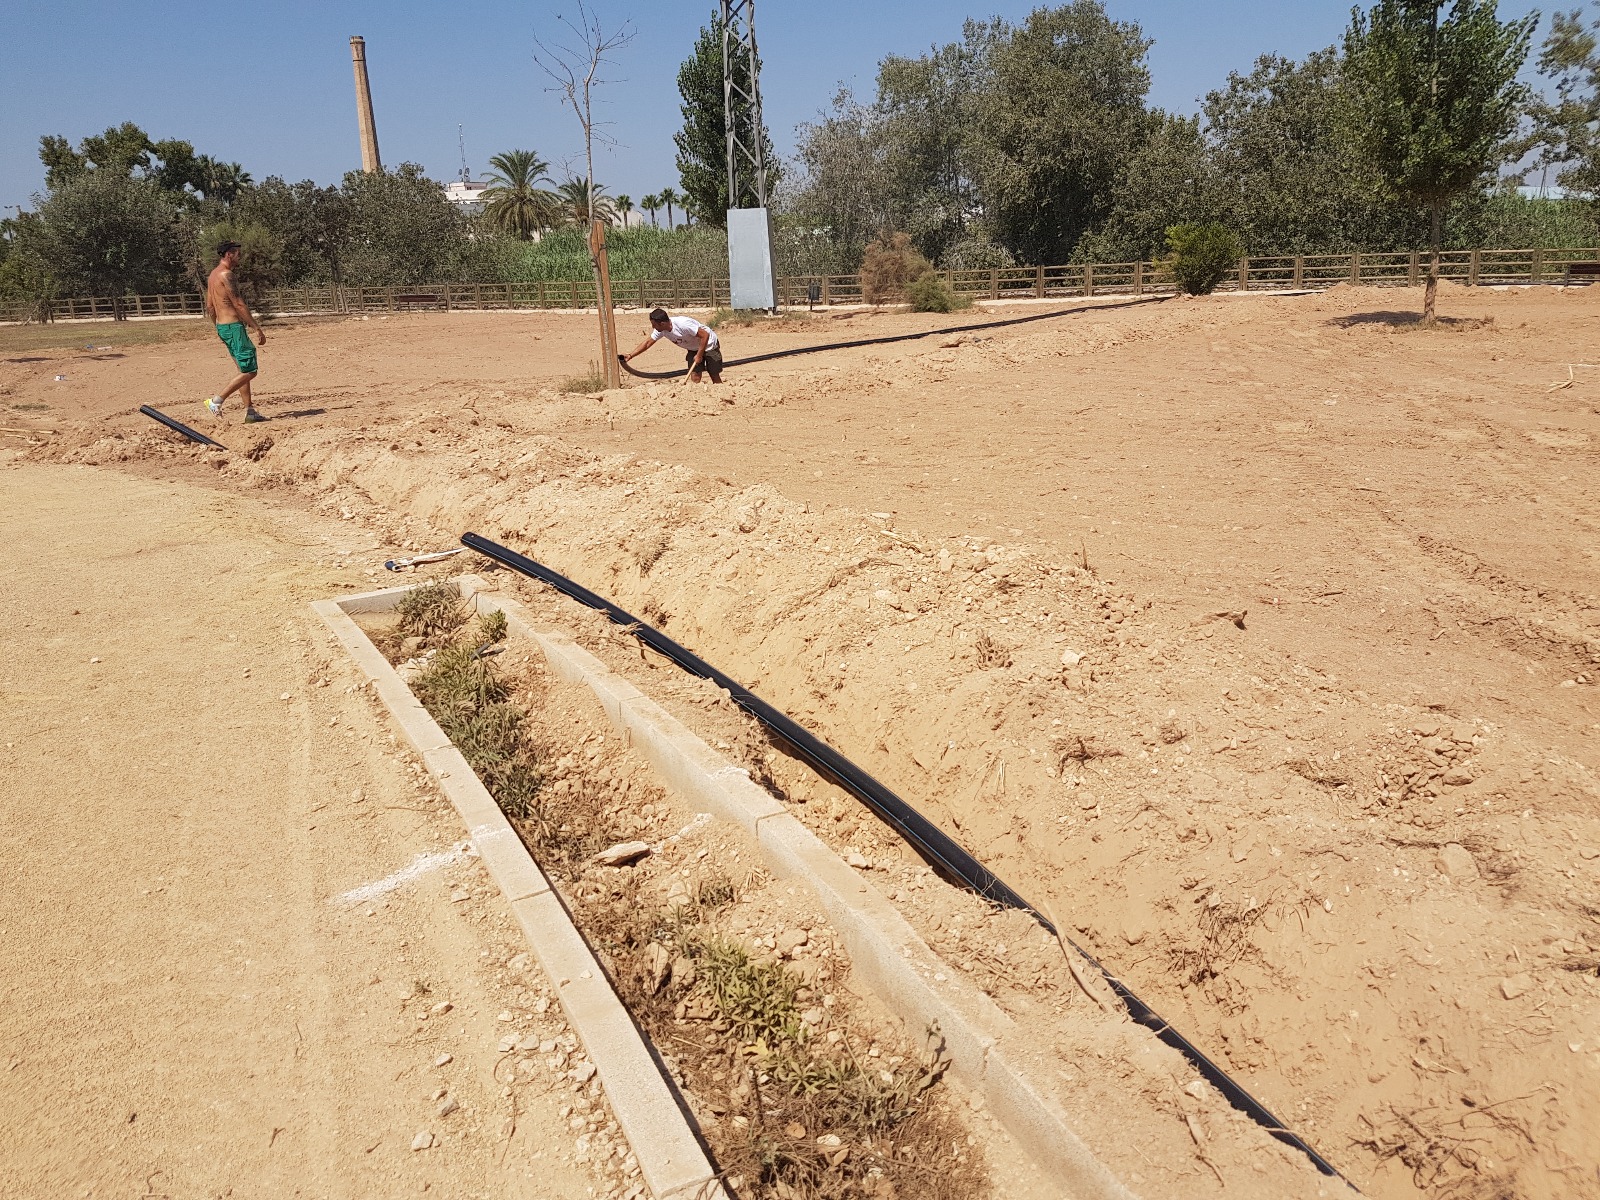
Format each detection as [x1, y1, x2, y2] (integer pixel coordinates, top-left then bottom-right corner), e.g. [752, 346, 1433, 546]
[203, 240, 267, 422]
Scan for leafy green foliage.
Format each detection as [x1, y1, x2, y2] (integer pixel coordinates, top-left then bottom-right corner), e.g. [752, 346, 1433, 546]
[1529, 7, 1600, 200]
[906, 270, 970, 312]
[1165, 222, 1243, 294]
[674, 13, 779, 225]
[33, 174, 182, 317]
[481, 149, 558, 240]
[1343, 0, 1535, 320]
[337, 164, 469, 287]
[192, 220, 285, 298]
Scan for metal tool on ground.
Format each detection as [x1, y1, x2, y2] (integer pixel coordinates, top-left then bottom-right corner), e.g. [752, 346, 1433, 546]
[616, 295, 1165, 380]
[384, 548, 465, 571]
[138, 405, 227, 449]
[458, 531, 1350, 1186]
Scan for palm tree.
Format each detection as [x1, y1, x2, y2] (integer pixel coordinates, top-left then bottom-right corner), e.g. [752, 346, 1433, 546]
[482, 149, 559, 240]
[555, 178, 616, 226]
[613, 194, 633, 226]
[640, 193, 661, 227]
[658, 186, 680, 229]
[195, 155, 253, 203]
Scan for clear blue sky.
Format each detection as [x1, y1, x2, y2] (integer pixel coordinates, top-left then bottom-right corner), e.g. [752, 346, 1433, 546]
[0, 0, 1551, 216]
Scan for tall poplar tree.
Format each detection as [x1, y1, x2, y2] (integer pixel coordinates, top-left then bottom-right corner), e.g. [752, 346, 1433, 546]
[1343, 0, 1534, 324]
[674, 12, 777, 227]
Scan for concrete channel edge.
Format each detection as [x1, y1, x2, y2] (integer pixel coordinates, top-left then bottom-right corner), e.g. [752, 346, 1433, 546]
[312, 591, 728, 1200]
[456, 576, 1145, 1200]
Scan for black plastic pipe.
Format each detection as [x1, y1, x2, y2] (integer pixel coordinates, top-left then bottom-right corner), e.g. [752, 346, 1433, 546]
[460, 532, 1350, 1185]
[617, 295, 1166, 380]
[138, 405, 227, 449]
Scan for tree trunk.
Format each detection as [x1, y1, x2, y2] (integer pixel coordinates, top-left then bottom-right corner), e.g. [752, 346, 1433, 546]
[1424, 200, 1441, 327]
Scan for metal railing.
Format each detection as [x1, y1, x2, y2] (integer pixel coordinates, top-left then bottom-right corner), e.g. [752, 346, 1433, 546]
[7, 246, 1598, 323]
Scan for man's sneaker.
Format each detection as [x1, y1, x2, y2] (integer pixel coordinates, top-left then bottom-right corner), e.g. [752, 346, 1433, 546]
[204, 396, 223, 417]
[243, 409, 267, 423]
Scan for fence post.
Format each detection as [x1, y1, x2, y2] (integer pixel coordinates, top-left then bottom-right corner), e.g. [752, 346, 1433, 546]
[1035, 264, 1044, 298]
[1133, 261, 1143, 296]
[1238, 258, 1250, 291]
[989, 268, 999, 301]
[1351, 252, 1361, 285]
[1293, 256, 1304, 288]
[1531, 248, 1543, 283]
[1408, 251, 1419, 286]
[1469, 249, 1481, 286]
[1084, 263, 1095, 297]
[822, 277, 831, 305]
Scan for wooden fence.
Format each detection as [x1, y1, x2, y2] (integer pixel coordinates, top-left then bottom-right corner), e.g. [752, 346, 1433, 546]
[8, 246, 1599, 323]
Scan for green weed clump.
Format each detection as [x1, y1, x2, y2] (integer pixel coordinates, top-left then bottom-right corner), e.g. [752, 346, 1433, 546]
[906, 270, 972, 313]
[396, 579, 467, 640]
[1164, 222, 1243, 295]
[558, 361, 608, 394]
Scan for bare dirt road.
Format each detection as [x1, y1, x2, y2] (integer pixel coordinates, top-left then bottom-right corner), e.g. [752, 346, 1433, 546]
[6, 282, 1599, 1199]
[0, 461, 609, 1199]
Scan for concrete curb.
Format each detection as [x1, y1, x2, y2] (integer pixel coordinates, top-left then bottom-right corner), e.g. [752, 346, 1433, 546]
[312, 589, 726, 1200]
[460, 578, 1140, 1200]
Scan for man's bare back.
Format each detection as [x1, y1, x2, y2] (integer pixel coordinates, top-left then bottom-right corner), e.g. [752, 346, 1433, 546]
[203, 241, 267, 422]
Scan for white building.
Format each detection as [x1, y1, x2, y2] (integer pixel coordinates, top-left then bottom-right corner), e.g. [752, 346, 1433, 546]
[444, 177, 491, 215]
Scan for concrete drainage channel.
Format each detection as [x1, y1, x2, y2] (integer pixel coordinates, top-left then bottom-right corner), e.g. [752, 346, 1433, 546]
[316, 575, 1322, 1200]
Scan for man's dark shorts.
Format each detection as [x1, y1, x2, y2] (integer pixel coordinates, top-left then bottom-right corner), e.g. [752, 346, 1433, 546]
[686, 346, 723, 375]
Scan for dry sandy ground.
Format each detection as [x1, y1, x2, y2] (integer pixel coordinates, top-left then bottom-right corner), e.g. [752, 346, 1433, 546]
[0, 461, 614, 1199]
[5, 283, 1600, 1199]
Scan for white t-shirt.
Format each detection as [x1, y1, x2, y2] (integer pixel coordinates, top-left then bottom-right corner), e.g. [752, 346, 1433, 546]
[649, 315, 719, 352]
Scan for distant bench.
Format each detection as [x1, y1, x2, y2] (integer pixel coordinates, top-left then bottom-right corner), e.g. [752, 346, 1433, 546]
[1566, 262, 1600, 284]
[393, 292, 445, 310]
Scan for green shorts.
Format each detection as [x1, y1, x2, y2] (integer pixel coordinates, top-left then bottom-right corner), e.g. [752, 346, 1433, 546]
[686, 346, 723, 375]
[216, 322, 258, 373]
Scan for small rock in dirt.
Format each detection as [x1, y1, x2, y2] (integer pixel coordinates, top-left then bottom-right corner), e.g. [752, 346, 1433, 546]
[776, 928, 809, 958]
[816, 1133, 843, 1148]
[1184, 1080, 1208, 1100]
[410, 1130, 435, 1151]
[671, 956, 696, 989]
[802, 1007, 825, 1027]
[785, 1121, 807, 1139]
[644, 942, 672, 993]
[1441, 766, 1475, 787]
[430, 1001, 452, 1015]
[507, 952, 530, 972]
[596, 841, 652, 867]
[437, 1096, 459, 1118]
[1437, 843, 1479, 880]
[845, 850, 870, 870]
[402, 636, 425, 653]
[434, 1053, 453, 1067]
[1061, 649, 1084, 667]
[450, 889, 471, 903]
[498, 1035, 517, 1053]
[573, 1062, 597, 1084]
[516, 1034, 541, 1052]
[1500, 973, 1534, 1000]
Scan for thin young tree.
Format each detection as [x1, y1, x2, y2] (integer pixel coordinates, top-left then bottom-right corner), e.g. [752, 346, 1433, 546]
[1529, 7, 1600, 203]
[1343, 0, 1535, 325]
[614, 193, 633, 225]
[659, 186, 680, 229]
[640, 192, 661, 226]
[533, 0, 635, 386]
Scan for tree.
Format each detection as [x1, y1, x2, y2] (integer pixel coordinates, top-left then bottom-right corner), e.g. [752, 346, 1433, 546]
[33, 173, 182, 317]
[1530, 6, 1600, 201]
[674, 11, 778, 226]
[193, 155, 252, 203]
[641, 192, 661, 226]
[338, 163, 467, 286]
[481, 149, 558, 239]
[1344, 0, 1535, 323]
[1076, 112, 1216, 263]
[790, 88, 898, 261]
[613, 193, 633, 225]
[659, 186, 680, 228]
[972, 3, 1158, 264]
[555, 179, 616, 225]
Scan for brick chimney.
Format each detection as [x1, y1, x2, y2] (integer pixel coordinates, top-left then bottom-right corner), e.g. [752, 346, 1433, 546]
[350, 36, 382, 173]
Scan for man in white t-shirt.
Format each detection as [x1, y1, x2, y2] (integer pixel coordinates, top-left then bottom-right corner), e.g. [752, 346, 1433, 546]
[623, 307, 723, 383]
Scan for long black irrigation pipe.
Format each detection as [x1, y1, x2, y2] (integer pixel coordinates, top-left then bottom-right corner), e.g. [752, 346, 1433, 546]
[617, 294, 1167, 380]
[460, 532, 1351, 1185]
[138, 405, 227, 450]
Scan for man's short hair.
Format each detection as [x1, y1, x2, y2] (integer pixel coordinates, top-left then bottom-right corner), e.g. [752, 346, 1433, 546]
[648, 307, 668, 323]
[216, 240, 242, 259]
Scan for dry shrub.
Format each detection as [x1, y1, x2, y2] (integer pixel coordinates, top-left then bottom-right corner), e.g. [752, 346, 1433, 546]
[972, 632, 1011, 670]
[583, 879, 987, 1200]
[1168, 894, 1268, 988]
[860, 232, 933, 305]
